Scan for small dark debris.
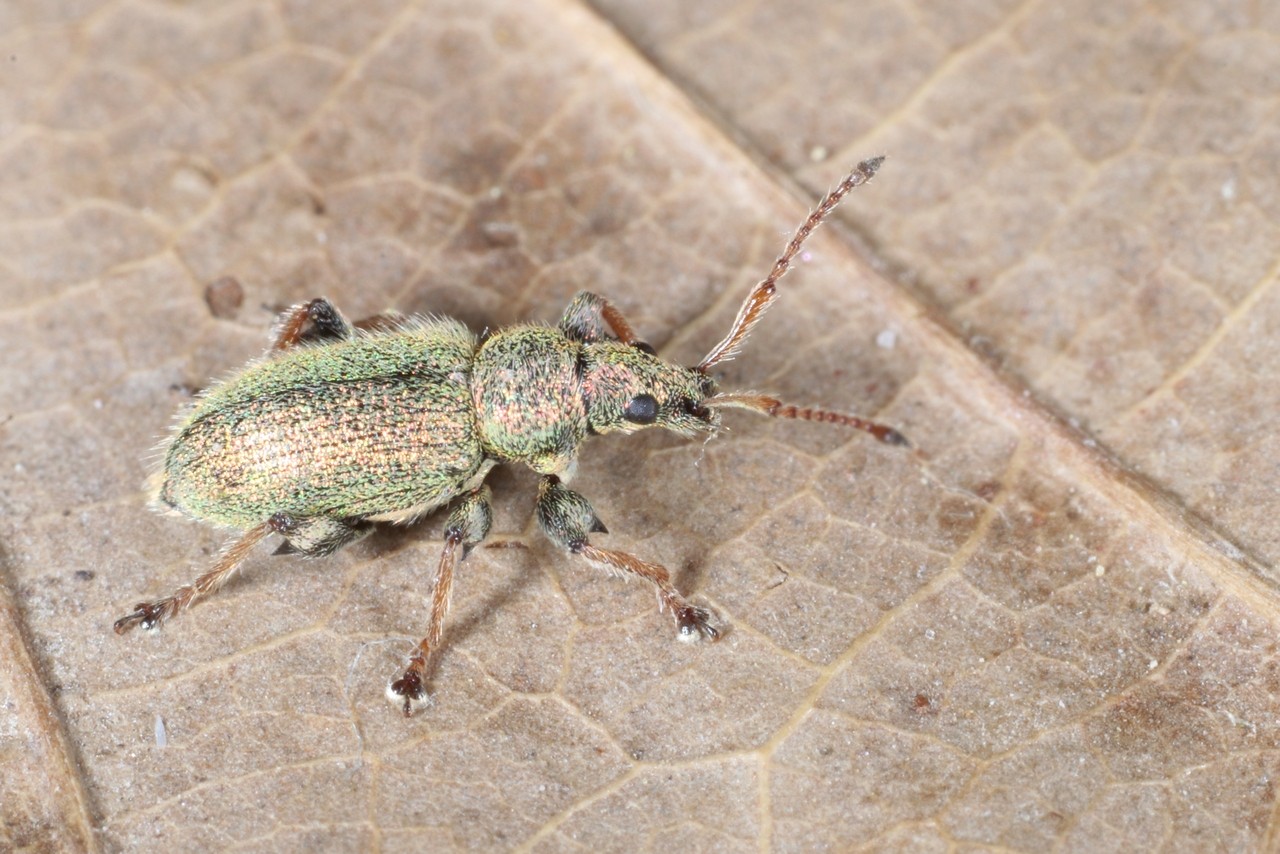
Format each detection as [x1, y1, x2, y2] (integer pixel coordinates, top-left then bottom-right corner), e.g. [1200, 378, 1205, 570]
[74, 570, 95, 582]
[205, 276, 244, 320]
[975, 481, 1001, 502]
[765, 564, 789, 590]
[913, 692, 938, 714]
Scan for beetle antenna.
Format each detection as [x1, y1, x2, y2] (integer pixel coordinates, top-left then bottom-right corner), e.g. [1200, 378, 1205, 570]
[703, 391, 908, 446]
[697, 157, 884, 372]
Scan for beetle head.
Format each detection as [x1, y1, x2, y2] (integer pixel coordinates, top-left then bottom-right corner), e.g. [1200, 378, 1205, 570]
[581, 341, 720, 437]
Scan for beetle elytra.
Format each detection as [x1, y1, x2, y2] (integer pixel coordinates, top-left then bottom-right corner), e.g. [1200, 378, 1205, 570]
[114, 158, 906, 716]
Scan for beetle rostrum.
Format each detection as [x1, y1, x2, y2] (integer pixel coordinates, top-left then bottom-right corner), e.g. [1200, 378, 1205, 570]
[113, 157, 907, 716]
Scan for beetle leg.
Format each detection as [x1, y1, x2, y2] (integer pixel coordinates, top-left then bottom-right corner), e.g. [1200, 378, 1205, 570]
[535, 475, 720, 642]
[271, 298, 355, 351]
[388, 487, 493, 717]
[113, 513, 373, 634]
[113, 518, 277, 634]
[558, 292, 645, 347]
[271, 514, 373, 556]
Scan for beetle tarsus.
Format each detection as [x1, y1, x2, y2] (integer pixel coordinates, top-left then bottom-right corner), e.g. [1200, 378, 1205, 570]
[675, 605, 720, 642]
[114, 601, 166, 634]
[388, 667, 429, 718]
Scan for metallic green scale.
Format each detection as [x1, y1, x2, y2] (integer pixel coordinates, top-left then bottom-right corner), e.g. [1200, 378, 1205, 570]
[471, 326, 588, 474]
[161, 318, 484, 528]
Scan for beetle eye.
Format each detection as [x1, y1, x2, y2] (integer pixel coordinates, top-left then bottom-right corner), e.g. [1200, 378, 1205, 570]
[632, 341, 656, 356]
[623, 393, 659, 424]
[682, 399, 710, 421]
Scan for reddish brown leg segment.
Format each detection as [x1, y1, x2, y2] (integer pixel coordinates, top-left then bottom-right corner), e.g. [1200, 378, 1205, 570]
[536, 476, 719, 641]
[557, 291, 653, 349]
[388, 488, 492, 717]
[387, 531, 463, 716]
[113, 519, 275, 633]
[599, 300, 640, 346]
[578, 543, 719, 641]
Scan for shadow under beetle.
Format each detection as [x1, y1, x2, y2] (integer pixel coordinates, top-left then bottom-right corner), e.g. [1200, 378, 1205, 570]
[115, 158, 907, 716]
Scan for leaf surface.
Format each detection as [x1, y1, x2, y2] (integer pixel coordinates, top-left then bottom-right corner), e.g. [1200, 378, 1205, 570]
[2, 1, 1278, 850]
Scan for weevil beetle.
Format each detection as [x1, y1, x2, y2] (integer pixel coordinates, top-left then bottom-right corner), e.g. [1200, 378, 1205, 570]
[114, 157, 907, 716]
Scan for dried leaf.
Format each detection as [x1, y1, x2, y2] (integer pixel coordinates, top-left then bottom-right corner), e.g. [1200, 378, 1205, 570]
[2, 0, 1277, 850]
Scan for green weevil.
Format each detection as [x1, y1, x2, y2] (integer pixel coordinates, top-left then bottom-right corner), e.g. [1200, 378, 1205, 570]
[114, 158, 906, 716]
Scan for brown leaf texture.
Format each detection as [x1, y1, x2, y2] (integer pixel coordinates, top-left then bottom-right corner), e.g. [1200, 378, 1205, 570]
[2, 0, 1278, 851]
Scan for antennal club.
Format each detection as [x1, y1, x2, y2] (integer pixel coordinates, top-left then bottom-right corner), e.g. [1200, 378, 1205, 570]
[697, 156, 884, 372]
